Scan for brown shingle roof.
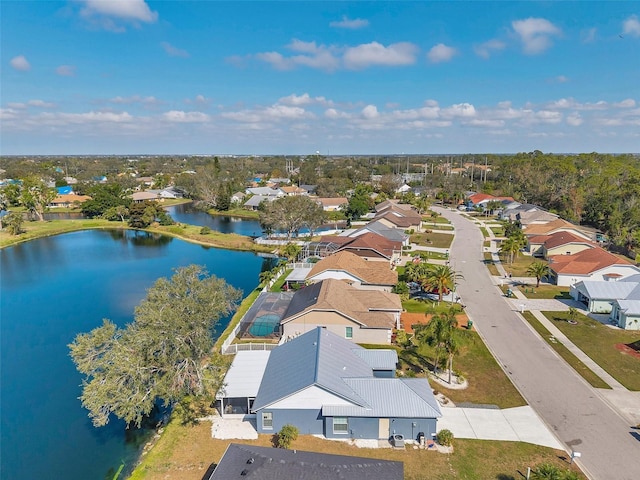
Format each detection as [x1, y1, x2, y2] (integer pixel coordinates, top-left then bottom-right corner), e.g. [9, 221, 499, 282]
[549, 247, 633, 275]
[282, 279, 401, 329]
[524, 218, 591, 237]
[335, 232, 402, 260]
[306, 251, 398, 286]
[543, 231, 597, 250]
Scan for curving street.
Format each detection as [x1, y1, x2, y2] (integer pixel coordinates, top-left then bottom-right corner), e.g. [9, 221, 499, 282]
[435, 206, 640, 480]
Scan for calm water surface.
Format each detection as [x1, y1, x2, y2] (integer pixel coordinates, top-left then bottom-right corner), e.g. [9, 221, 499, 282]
[0, 229, 266, 480]
[166, 203, 263, 237]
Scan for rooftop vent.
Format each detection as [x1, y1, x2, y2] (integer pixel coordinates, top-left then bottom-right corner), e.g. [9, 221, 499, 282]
[241, 469, 249, 476]
[247, 458, 254, 464]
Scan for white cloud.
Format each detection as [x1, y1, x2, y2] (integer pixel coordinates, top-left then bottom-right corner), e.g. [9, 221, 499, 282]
[474, 39, 505, 59]
[361, 105, 379, 119]
[441, 103, 476, 118]
[10, 55, 31, 71]
[427, 43, 458, 63]
[555, 75, 569, 83]
[623, 15, 640, 37]
[324, 108, 350, 119]
[278, 93, 330, 106]
[256, 41, 340, 72]
[185, 95, 211, 106]
[466, 119, 505, 128]
[56, 65, 76, 76]
[566, 113, 583, 126]
[161, 42, 190, 58]
[264, 105, 309, 120]
[614, 99, 636, 108]
[581, 27, 597, 43]
[28, 99, 56, 108]
[344, 42, 418, 69]
[109, 95, 158, 105]
[36, 111, 134, 125]
[512, 18, 561, 54]
[80, 0, 157, 23]
[162, 111, 209, 123]
[329, 16, 369, 29]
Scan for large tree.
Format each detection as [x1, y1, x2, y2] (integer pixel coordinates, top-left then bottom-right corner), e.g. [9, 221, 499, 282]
[69, 265, 241, 427]
[526, 261, 550, 287]
[415, 308, 462, 381]
[260, 195, 326, 240]
[19, 176, 57, 221]
[421, 264, 462, 302]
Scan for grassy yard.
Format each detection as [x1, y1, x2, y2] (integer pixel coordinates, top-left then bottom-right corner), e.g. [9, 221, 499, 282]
[269, 269, 292, 292]
[479, 227, 489, 238]
[540, 311, 640, 391]
[424, 213, 452, 225]
[483, 252, 501, 276]
[402, 299, 464, 314]
[499, 254, 537, 277]
[207, 207, 260, 219]
[490, 226, 504, 236]
[400, 332, 526, 408]
[410, 232, 453, 249]
[519, 284, 571, 300]
[128, 418, 581, 480]
[521, 312, 611, 389]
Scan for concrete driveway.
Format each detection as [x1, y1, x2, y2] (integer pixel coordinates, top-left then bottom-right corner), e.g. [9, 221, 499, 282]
[438, 406, 563, 449]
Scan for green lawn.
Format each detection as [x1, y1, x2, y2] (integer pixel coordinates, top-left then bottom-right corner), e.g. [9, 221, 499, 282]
[499, 254, 538, 277]
[480, 227, 490, 238]
[483, 252, 501, 276]
[410, 232, 454, 249]
[400, 332, 526, 408]
[520, 285, 571, 300]
[541, 311, 640, 391]
[207, 207, 259, 219]
[269, 269, 292, 292]
[402, 298, 464, 314]
[490, 227, 504, 236]
[521, 312, 611, 389]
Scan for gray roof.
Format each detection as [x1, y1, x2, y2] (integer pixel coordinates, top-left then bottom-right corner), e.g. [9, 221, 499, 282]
[352, 220, 408, 243]
[252, 327, 372, 411]
[574, 280, 640, 301]
[243, 195, 276, 208]
[615, 299, 640, 316]
[322, 378, 441, 418]
[210, 443, 403, 480]
[246, 186, 284, 196]
[352, 349, 398, 370]
[621, 274, 640, 283]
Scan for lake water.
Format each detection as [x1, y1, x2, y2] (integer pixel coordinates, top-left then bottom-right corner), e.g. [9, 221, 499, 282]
[0, 229, 267, 480]
[165, 203, 263, 237]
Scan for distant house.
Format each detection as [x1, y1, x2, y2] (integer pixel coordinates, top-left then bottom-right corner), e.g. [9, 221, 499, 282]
[280, 279, 402, 344]
[280, 185, 308, 196]
[467, 193, 514, 209]
[524, 218, 595, 241]
[548, 247, 640, 286]
[528, 231, 597, 258]
[305, 251, 398, 291]
[49, 193, 92, 208]
[246, 186, 285, 197]
[135, 176, 154, 187]
[230, 191, 246, 204]
[299, 184, 318, 195]
[501, 203, 558, 226]
[209, 443, 403, 480]
[269, 177, 291, 185]
[243, 195, 277, 210]
[349, 220, 410, 245]
[315, 197, 348, 211]
[249, 327, 441, 440]
[147, 187, 183, 199]
[130, 191, 160, 203]
[319, 232, 403, 263]
[373, 202, 422, 231]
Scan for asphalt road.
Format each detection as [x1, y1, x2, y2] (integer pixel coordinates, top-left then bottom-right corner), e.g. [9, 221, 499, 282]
[435, 207, 640, 480]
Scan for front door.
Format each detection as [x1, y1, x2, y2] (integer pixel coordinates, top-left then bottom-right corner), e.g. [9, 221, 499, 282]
[378, 418, 389, 439]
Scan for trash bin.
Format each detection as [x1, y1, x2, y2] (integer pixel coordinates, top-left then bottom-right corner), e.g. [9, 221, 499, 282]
[467, 320, 473, 330]
[417, 432, 425, 446]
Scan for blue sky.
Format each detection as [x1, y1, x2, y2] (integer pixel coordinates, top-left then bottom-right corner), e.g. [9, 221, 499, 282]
[2, 1, 639, 155]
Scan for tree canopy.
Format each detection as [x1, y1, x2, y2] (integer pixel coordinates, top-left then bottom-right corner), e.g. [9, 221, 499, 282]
[69, 265, 241, 427]
[259, 195, 326, 240]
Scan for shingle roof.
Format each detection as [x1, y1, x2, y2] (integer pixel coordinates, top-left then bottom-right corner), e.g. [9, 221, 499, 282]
[352, 222, 408, 244]
[316, 197, 348, 207]
[336, 232, 403, 259]
[524, 218, 591, 237]
[281, 279, 401, 329]
[306, 251, 398, 286]
[543, 231, 596, 250]
[549, 247, 633, 275]
[210, 443, 404, 480]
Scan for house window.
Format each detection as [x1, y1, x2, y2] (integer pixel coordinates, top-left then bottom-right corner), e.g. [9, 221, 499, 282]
[262, 412, 273, 430]
[345, 327, 353, 339]
[333, 417, 348, 434]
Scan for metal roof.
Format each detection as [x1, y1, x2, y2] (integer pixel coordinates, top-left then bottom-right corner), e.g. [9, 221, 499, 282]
[252, 327, 373, 411]
[216, 351, 271, 399]
[322, 378, 441, 418]
[351, 349, 398, 370]
[575, 280, 639, 300]
[616, 299, 640, 315]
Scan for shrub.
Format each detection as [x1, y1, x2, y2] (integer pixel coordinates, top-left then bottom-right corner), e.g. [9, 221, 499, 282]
[277, 424, 299, 449]
[436, 429, 454, 446]
[200, 226, 212, 235]
[530, 463, 562, 480]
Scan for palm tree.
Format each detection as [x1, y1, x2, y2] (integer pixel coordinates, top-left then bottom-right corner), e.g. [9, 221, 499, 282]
[499, 234, 526, 264]
[429, 210, 439, 226]
[526, 261, 550, 287]
[404, 261, 432, 285]
[422, 264, 463, 302]
[415, 308, 460, 381]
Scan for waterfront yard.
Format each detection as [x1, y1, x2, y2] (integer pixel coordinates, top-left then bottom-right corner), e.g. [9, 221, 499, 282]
[129, 419, 582, 480]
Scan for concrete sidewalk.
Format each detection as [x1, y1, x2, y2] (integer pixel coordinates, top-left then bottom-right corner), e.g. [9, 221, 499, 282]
[438, 406, 564, 449]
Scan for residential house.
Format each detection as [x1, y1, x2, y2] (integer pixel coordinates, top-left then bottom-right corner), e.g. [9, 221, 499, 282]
[349, 220, 410, 246]
[230, 191, 246, 204]
[208, 444, 404, 480]
[246, 186, 285, 197]
[570, 278, 640, 314]
[316, 197, 348, 211]
[250, 327, 441, 440]
[135, 176, 154, 187]
[299, 184, 318, 195]
[320, 232, 403, 263]
[548, 247, 640, 286]
[305, 251, 398, 291]
[48, 193, 92, 208]
[610, 299, 640, 330]
[243, 195, 277, 210]
[279, 279, 402, 344]
[467, 193, 514, 210]
[524, 218, 595, 241]
[147, 187, 183, 199]
[528, 231, 597, 258]
[373, 203, 422, 232]
[269, 177, 291, 185]
[130, 191, 160, 203]
[280, 185, 308, 196]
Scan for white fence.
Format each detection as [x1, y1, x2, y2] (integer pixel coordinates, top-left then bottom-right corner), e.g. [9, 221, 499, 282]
[223, 342, 279, 355]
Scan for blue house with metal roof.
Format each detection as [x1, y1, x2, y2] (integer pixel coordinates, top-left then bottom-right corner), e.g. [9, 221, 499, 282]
[250, 327, 441, 442]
